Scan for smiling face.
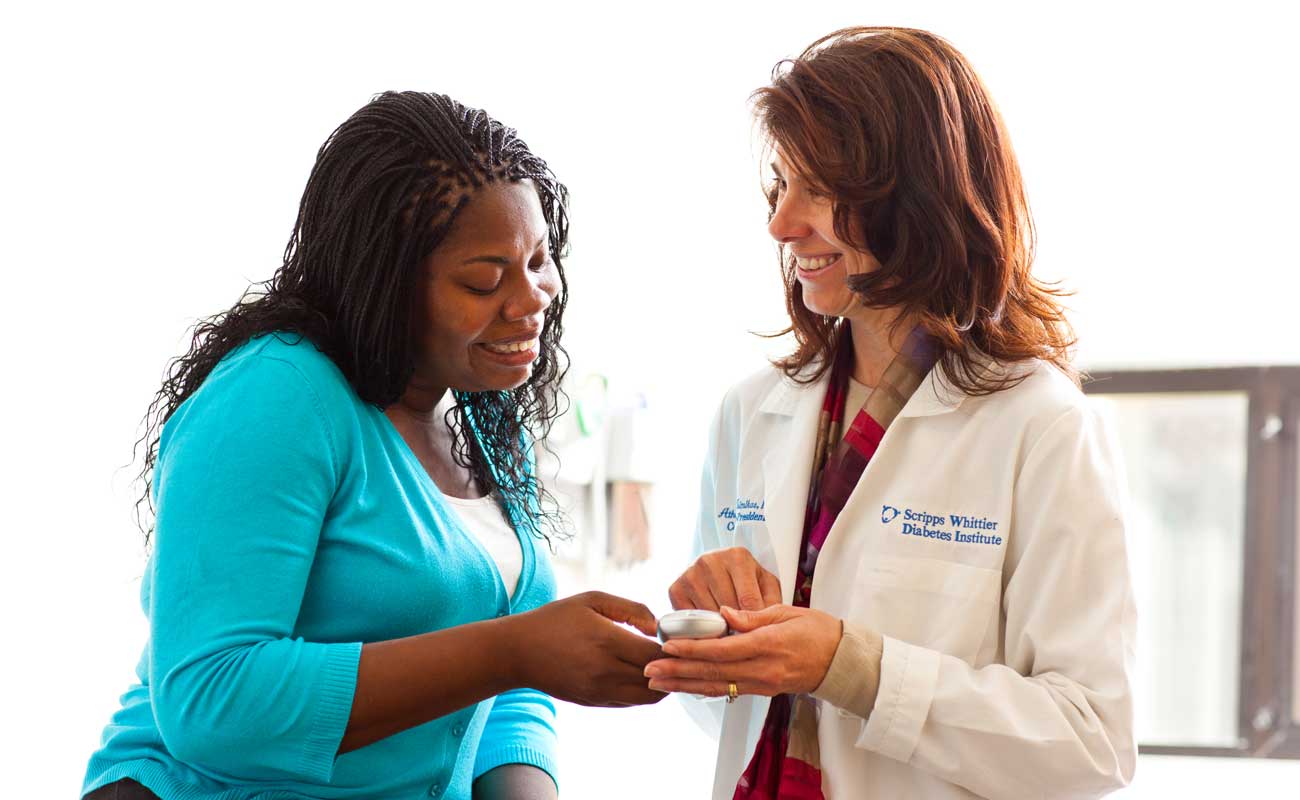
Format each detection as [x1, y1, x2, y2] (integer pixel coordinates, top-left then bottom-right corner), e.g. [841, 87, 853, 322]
[768, 148, 880, 319]
[412, 179, 559, 396]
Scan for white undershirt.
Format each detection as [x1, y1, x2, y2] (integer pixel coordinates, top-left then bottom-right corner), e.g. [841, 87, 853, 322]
[442, 495, 522, 598]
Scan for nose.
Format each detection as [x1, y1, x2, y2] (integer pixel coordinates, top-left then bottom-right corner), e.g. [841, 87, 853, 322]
[768, 189, 813, 244]
[502, 268, 556, 323]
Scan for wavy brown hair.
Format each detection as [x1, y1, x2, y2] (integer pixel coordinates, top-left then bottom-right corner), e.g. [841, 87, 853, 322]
[755, 27, 1076, 393]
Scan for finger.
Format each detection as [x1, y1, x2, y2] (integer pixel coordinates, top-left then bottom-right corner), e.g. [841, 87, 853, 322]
[667, 582, 692, 612]
[670, 572, 710, 611]
[608, 626, 666, 668]
[721, 604, 787, 633]
[684, 582, 713, 612]
[611, 683, 669, 707]
[645, 655, 754, 683]
[702, 558, 740, 610]
[585, 678, 670, 708]
[614, 670, 670, 706]
[730, 565, 765, 612]
[758, 569, 783, 607]
[646, 678, 767, 698]
[585, 591, 659, 638]
[677, 569, 719, 612]
[661, 630, 768, 662]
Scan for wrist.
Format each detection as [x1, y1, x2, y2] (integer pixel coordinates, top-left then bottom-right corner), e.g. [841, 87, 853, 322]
[812, 622, 884, 719]
[813, 616, 844, 691]
[485, 612, 530, 692]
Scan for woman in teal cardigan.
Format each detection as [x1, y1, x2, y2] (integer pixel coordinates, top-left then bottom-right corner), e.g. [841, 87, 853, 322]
[82, 91, 664, 800]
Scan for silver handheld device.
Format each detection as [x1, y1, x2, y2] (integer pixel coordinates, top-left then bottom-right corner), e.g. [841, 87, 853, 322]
[657, 609, 729, 642]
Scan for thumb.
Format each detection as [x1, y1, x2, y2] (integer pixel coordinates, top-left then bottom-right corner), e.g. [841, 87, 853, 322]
[721, 603, 787, 633]
[584, 591, 659, 638]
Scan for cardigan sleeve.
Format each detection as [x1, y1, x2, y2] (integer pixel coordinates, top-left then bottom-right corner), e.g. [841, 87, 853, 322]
[147, 349, 362, 784]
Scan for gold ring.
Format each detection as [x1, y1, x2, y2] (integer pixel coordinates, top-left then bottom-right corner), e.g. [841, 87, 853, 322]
[727, 682, 738, 703]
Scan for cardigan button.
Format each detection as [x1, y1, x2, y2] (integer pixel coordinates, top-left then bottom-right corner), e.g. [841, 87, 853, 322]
[428, 782, 442, 797]
[452, 722, 467, 737]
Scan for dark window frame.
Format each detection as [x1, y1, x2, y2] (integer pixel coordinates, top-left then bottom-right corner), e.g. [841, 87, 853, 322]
[1084, 366, 1300, 758]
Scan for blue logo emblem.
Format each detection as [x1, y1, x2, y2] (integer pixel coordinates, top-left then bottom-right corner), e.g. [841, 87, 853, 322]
[881, 505, 900, 524]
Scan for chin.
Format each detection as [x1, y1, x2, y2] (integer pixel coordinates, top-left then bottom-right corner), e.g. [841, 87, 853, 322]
[803, 293, 847, 318]
[480, 367, 534, 392]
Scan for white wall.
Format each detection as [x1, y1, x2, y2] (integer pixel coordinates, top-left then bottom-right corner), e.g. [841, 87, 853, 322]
[2, 1, 1297, 797]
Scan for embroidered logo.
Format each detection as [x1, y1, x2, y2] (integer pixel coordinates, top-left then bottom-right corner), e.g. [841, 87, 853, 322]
[878, 504, 1004, 546]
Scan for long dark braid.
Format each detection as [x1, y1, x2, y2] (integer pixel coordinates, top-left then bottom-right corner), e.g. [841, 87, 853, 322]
[133, 91, 571, 546]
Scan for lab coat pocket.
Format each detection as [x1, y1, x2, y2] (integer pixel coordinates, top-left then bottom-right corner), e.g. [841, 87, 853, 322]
[848, 555, 1001, 665]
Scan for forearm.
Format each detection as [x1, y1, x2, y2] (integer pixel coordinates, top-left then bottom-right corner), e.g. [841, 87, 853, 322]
[341, 614, 523, 753]
[473, 764, 558, 800]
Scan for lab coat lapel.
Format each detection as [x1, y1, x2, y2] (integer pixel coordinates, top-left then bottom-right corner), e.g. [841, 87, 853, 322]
[761, 373, 828, 604]
[818, 364, 960, 580]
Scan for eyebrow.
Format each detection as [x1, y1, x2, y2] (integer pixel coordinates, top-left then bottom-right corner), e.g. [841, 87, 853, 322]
[461, 255, 511, 266]
[771, 161, 785, 179]
[460, 234, 549, 267]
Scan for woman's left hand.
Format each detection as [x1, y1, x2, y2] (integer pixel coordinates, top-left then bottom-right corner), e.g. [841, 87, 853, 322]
[643, 605, 842, 698]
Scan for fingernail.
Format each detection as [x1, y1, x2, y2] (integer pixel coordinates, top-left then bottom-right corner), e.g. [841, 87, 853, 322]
[662, 643, 680, 656]
[647, 681, 667, 693]
[644, 664, 662, 678]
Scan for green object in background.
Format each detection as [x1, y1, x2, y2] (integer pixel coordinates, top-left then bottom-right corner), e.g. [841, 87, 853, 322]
[574, 373, 608, 437]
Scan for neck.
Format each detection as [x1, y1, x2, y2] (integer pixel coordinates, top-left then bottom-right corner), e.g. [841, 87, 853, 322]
[389, 378, 450, 425]
[845, 308, 913, 386]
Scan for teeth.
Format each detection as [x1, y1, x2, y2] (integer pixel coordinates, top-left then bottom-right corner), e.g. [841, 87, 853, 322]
[796, 254, 842, 271]
[485, 338, 538, 354]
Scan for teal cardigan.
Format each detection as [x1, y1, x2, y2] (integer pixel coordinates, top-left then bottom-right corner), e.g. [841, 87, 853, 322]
[82, 334, 558, 800]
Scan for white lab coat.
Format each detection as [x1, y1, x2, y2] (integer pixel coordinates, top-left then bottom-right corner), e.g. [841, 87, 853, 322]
[686, 359, 1137, 800]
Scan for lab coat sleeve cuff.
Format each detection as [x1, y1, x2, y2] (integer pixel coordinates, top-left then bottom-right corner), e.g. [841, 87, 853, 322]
[812, 621, 882, 719]
[854, 635, 939, 763]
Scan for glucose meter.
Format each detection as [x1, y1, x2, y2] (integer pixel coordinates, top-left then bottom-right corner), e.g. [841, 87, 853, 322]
[657, 609, 729, 642]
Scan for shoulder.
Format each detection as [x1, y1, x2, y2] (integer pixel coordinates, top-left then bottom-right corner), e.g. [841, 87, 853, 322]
[701, 362, 823, 465]
[205, 333, 361, 418]
[163, 334, 362, 460]
[716, 361, 819, 420]
[954, 359, 1103, 454]
[965, 359, 1085, 415]
[225, 333, 352, 394]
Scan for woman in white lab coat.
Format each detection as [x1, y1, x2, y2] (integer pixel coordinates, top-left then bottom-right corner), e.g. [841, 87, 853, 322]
[644, 27, 1137, 800]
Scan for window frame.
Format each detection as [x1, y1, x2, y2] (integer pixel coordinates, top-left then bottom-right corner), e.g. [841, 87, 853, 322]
[1084, 366, 1300, 758]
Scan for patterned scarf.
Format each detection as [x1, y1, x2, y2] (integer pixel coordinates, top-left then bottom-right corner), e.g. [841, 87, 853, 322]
[734, 325, 938, 799]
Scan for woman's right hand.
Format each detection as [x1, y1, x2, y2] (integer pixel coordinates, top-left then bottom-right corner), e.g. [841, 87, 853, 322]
[509, 591, 666, 707]
[669, 547, 783, 612]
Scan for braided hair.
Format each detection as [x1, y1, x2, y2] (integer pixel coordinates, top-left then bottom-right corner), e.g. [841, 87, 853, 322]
[134, 91, 571, 546]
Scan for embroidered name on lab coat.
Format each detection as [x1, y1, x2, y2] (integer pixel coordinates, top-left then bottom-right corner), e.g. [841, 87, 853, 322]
[718, 498, 765, 531]
[881, 505, 1004, 546]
